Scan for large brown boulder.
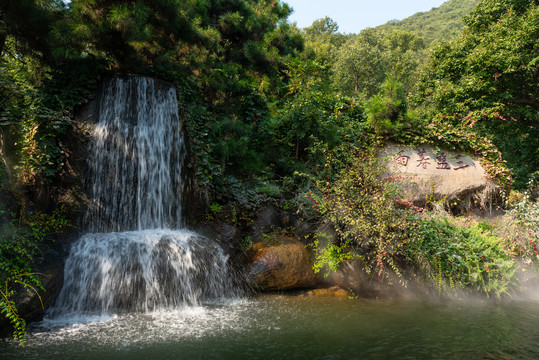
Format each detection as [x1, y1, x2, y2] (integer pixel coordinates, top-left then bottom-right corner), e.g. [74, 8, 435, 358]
[300, 286, 349, 297]
[381, 144, 497, 210]
[248, 237, 319, 291]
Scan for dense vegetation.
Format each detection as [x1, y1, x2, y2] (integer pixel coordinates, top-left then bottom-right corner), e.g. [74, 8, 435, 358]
[1, 0, 538, 343]
[378, 0, 480, 46]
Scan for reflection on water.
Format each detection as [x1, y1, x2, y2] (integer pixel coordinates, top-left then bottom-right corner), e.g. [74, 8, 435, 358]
[2, 296, 539, 359]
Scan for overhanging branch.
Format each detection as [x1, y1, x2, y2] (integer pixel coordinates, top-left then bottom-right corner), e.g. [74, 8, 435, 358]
[502, 98, 539, 110]
[506, 116, 539, 130]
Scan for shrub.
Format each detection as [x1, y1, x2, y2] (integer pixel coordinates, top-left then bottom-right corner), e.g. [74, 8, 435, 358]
[0, 218, 43, 345]
[407, 216, 517, 298]
[0, 206, 69, 344]
[308, 142, 518, 298]
[310, 145, 411, 280]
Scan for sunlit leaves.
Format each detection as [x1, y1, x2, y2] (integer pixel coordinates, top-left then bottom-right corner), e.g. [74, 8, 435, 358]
[332, 29, 426, 98]
[416, 0, 539, 187]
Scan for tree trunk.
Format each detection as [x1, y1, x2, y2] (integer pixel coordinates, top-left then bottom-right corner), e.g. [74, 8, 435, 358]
[0, 29, 6, 56]
[0, 129, 12, 182]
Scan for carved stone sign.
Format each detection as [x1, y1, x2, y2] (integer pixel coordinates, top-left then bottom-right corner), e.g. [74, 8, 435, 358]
[389, 146, 481, 174]
[381, 144, 489, 204]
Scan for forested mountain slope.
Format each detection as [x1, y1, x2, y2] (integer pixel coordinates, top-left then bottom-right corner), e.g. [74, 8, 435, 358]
[377, 0, 480, 45]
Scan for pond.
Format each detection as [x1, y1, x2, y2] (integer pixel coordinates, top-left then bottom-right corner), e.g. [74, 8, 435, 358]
[2, 295, 539, 359]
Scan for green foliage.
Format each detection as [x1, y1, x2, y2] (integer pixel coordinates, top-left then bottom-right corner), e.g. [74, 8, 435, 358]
[310, 233, 353, 275]
[27, 206, 70, 242]
[4, 0, 306, 184]
[332, 28, 426, 98]
[212, 176, 275, 212]
[239, 236, 253, 253]
[302, 17, 347, 66]
[480, 122, 539, 190]
[408, 217, 517, 297]
[19, 106, 71, 182]
[66, 0, 205, 70]
[1, 32, 104, 183]
[0, 214, 43, 345]
[308, 138, 518, 297]
[365, 74, 409, 135]
[418, 0, 539, 128]
[271, 58, 364, 177]
[0, 0, 68, 65]
[272, 59, 338, 161]
[499, 178, 539, 265]
[416, 0, 539, 188]
[332, 29, 388, 98]
[310, 144, 410, 279]
[256, 183, 281, 198]
[0, 203, 69, 344]
[205, 203, 222, 221]
[210, 203, 222, 214]
[378, 0, 480, 46]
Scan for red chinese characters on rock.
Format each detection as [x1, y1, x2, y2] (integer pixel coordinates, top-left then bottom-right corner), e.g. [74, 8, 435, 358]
[416, 148, 431, 169]
[393, 149, 475, 172]
[394, 150, 410, 166]
[454, 155, 471, 171]
[436, 152, 451, 170]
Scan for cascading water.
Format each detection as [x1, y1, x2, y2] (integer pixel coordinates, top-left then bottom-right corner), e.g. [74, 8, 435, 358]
[47, 77, 239, 318]
[82, 77, 183, 232]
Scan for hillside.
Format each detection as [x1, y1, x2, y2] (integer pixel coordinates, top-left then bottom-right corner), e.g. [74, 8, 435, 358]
[377, 0, 479, 45]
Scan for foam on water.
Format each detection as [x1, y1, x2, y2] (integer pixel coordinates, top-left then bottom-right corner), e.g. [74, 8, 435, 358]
[47, 230, 238, 318]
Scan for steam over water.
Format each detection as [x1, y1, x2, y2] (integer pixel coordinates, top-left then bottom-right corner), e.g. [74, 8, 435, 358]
[7, 297, 539, 359]
[47, 77, 239, 319]
[5, 80, 539, 360]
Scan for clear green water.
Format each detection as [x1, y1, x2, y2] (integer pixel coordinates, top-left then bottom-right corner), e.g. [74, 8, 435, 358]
[2, 296, 539, 360]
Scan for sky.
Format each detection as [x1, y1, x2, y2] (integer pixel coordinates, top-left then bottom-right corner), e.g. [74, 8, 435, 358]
[285, 0, 448, 34]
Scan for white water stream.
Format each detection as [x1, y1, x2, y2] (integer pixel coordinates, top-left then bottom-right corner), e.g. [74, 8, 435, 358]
[47, 77, 238, 320]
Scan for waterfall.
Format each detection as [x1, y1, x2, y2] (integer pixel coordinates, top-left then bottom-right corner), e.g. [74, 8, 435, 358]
[83, 77, 183, 232]
[48, 78, 239, 318]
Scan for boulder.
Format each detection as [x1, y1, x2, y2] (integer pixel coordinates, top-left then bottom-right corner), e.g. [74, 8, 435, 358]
[248, 236, 319, 291]
[300, 286, 349, 297]
[16, 251, 64, 321]
[381, 144, 495, 209]
[0, 248, 64, 337]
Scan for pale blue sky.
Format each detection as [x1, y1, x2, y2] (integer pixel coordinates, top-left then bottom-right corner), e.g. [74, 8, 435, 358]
[285, 0, 448, 33]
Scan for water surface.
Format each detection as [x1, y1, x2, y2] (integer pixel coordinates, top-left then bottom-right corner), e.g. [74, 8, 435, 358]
[2, 296, 539, 359]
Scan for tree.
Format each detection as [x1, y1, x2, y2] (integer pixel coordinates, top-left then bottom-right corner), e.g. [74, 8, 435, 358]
[384, 30, 426, 93]
[416, 0, 539, 187]
[64, 0, 207, 71]
[332, 28, 388, 98]
[271, 58, 363, 176]
[302, 17, 347, 65]
[418, 0, 538, 129]
[0, 0, 67, 64]
[332, 28, 425, 98]
[365, 74, 409, 135]
[186, 0, 304, 177]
